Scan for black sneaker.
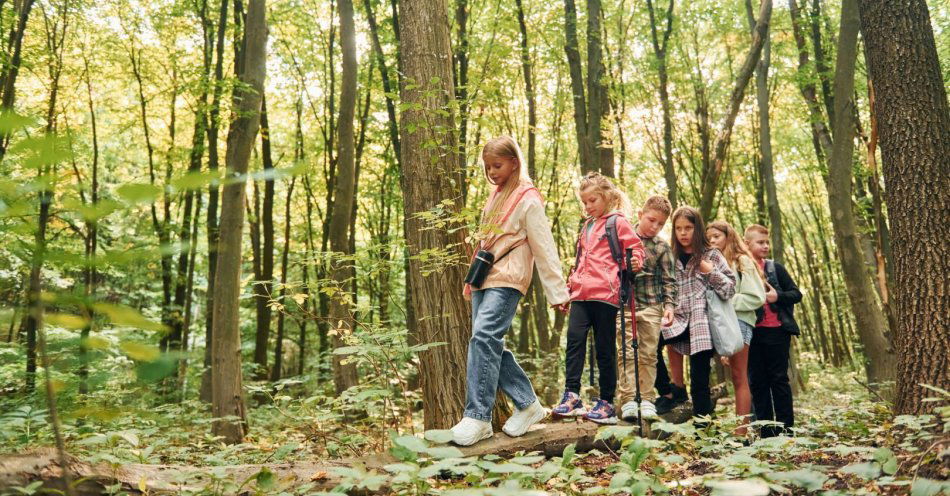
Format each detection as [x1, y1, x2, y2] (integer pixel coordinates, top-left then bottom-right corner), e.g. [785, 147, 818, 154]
[671, 384, 689, 405]
[655, 395, 676, 415]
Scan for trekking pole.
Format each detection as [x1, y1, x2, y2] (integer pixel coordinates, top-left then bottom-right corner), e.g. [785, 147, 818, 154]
[626, 248, 643, 437]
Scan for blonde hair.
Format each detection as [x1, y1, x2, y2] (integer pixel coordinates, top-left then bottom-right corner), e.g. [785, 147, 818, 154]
[709, 220, 765, 281]
[578, 171, 632, 217]
[744, 224, 769, 239]
[479, 136, 533, 237]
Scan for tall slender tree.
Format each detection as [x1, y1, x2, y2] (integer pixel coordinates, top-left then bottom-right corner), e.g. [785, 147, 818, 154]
[328, 0, 359, 394]
[211, 0, 266, 444]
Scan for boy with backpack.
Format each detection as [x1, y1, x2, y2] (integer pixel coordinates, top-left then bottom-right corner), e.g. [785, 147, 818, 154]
[744, 224, 803, 437]
[617, 196, 678, 421]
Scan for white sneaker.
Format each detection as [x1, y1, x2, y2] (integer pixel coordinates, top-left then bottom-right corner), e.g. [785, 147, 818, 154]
[502, 400, 547, 437]
[639, 400, 658, 419]
[621, 401, 639, 422]
[451, 417, 493, 446]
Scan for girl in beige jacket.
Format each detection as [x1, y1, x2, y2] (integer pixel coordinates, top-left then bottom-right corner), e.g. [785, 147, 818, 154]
[451, 136, 569, 446]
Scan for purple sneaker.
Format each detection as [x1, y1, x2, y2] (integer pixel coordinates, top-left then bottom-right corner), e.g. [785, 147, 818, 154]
[552, 391, 586, 418]
[585, 398, 618, 424]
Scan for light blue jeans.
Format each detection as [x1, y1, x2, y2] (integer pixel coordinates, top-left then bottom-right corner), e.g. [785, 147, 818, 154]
[464, 287, 537, 421]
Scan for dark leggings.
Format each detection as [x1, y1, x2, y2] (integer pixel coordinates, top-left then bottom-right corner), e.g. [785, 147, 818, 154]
[689, 348, 716, 417]
[565, 301, 619, 402]
[748, 327, 794, 436]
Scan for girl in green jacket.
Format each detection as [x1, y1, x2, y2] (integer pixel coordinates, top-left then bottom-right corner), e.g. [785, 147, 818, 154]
[707, 220, 766, 436]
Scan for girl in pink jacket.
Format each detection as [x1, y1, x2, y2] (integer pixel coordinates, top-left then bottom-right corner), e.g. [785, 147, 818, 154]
[553, 172, 645, 424]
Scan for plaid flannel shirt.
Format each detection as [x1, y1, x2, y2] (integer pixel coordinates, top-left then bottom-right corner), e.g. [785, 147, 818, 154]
[632, 230, 678, 311]
[661, 248, 736, 355]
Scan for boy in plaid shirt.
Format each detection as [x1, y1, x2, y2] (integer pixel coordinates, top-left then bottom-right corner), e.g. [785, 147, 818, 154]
[616, 196, 677, 421]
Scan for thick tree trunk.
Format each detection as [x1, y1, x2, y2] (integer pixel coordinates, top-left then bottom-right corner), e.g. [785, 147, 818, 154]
[211, 0, 266, 444]
[698, 0, 772, 219]
[328, 0, 359, 394]
[399, 0, 472, 430]
[856, 0, 950, 414]
[789, 0, 894, 384]
[826, 0, 896, 386]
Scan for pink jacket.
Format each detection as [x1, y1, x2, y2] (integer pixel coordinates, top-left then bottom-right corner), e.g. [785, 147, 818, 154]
[567, 212, 645, 307]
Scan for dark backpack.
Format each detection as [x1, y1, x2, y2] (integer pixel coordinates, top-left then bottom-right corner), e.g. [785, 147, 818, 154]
[572, 214, 625, 274]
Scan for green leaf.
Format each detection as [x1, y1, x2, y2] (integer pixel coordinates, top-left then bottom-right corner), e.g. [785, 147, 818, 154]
[509, 455, 544, 465]
[272, 442, 298, 461]
[425, 446, 464, 459]
[255, 467, 276, 490]
[135, 354, 176, 382]
[93, 303, 167, 332]
[383, 462, 417, 474]
[117, 183, 162, 204]
[45, 313, 89, 329]
[768, 469, 829, 492]
[393, 435, 428, 453]
[477, 461, 534, 474]
[120, 342, 161, 362]
[840, 462, 881, 480]
[562, 443, 577, 467]
[424, 429, 454, 444]
[0, 110, 35, 133]
[911, 478, 949, 496]
[706, 479, 770, 496]
[873, 447, 898, 475]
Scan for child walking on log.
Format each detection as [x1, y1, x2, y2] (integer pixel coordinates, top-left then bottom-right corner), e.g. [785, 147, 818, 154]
[552, 172, 644, 425]
[452, 136, 569, 447]
[707, 220, 766, 436]
[616, 195, 677, 422]
[660, 207, 736, 419]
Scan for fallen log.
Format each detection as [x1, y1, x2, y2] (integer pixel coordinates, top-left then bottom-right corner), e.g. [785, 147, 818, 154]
[0, 385, 726, 494]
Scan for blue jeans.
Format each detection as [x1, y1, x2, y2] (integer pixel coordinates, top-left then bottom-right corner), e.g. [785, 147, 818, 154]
[464, 287, 537, 421]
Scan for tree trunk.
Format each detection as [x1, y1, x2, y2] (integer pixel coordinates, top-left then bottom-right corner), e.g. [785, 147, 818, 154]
[78, 49, 100, 396]
[271, 178, 296, 381]
[825, 0, 896, 386]
[856, 0, 950, 414]
[745, 0, 783, 263]
[200, 0, 229, 403]
[399, 0, 472, 429]
[563, 0, 590, 172]
[328, 0, 359, 394]
[585, 0, 612, 177]
[0, 0, 35, 158]
[698, 0, 772, 220]
[645, 0, 677, 206]
[253, 96, 275, 379]
[211, 0, 266, 444]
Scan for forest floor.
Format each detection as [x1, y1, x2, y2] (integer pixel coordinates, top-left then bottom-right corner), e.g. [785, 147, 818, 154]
[1, 359, 948, 495]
